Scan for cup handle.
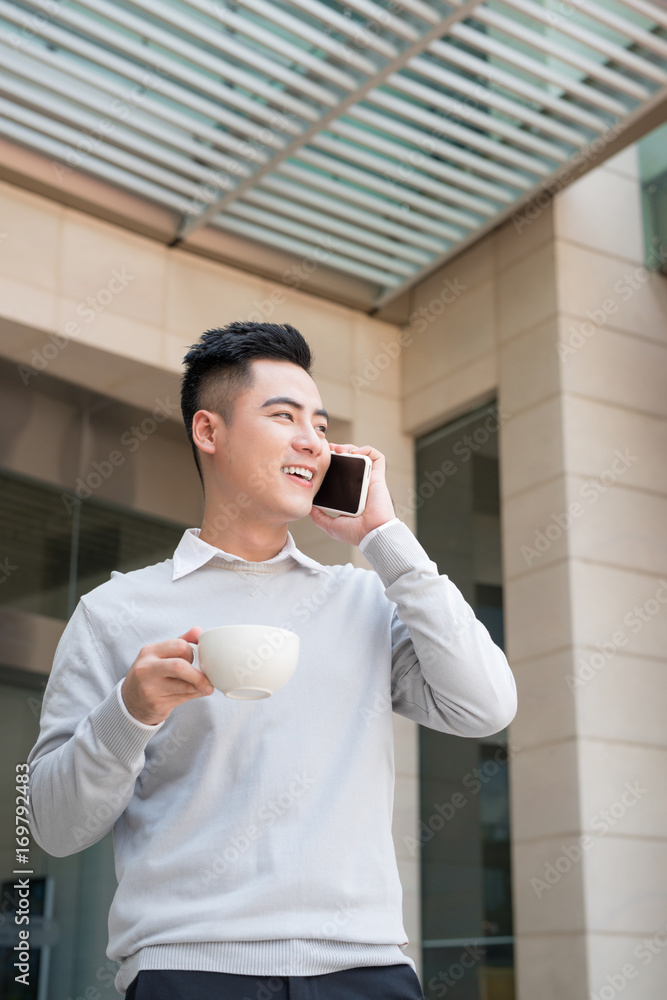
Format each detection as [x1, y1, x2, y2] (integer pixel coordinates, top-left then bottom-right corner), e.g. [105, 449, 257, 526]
[187, 641, 201, 672]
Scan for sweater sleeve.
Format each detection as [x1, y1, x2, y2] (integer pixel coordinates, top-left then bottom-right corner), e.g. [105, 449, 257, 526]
[27, 599, 163, 858]
[360, 519, 517, 737]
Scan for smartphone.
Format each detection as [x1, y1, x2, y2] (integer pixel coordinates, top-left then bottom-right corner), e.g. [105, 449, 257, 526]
[312, 452, 372, 518]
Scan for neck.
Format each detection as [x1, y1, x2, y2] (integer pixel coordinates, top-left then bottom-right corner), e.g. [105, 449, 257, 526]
[198, 508, 289, 563]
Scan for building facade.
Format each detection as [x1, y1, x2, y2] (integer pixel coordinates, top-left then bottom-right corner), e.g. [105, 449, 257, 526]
[0, 130, 665, 1000]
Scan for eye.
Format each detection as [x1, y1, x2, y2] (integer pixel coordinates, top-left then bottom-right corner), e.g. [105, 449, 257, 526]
[274, 412, 328, 434]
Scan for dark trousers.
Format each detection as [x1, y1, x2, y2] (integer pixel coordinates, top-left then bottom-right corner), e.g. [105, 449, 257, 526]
[124, 964, 425, 999]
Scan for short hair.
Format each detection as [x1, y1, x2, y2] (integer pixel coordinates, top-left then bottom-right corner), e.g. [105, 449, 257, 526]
[180, 321, 314, 489]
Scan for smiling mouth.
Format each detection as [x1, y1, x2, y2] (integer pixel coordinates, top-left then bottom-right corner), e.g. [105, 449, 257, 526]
[282, 472, 313, 490]
[280, 469, 314, 488]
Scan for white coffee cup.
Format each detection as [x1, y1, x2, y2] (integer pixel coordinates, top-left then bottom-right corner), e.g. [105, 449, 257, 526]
[188, 624, 299, 700]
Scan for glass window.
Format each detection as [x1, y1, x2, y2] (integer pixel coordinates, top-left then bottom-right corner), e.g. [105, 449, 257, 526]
[0, 471, 188, 998]
[415, 401, 514, 1000]
[0, 679, 124, 1000]
[638, 121, 667, 274]
[0, 472, 73, 620]
[0, 469, 187, 620]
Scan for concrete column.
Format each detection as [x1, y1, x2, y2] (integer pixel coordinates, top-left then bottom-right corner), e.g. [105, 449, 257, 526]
[500, 146, 667, 1000]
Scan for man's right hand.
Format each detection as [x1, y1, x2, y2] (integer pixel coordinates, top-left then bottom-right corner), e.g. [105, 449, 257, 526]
[120, 626, 214, 725]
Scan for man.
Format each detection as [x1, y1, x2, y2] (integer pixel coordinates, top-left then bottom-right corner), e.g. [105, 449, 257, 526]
[27, 321, 517, 1000]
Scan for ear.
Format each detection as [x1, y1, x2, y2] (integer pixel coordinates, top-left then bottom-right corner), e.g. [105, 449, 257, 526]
[192, 410, 220, 456]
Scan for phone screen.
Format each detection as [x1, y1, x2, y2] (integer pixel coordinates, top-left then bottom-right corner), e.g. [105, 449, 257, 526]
[312, 453, 367, 515]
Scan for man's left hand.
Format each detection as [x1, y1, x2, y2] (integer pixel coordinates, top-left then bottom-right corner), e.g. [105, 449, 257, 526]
[309, 443, 396, 546]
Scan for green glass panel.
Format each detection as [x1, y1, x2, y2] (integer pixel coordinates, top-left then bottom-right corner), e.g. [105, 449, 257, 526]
[415, 401, 514, 1000]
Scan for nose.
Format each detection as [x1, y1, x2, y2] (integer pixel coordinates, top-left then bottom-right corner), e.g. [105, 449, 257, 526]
[293, 421, 325, 455]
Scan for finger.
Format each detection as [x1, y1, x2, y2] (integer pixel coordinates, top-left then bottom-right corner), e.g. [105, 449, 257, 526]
[309, 508, 338, 537]
[346, 445, 379, 457]
[310, 506, 333, 522]
[331, 443, 379, 457]
[161, 656, 214, 693]
[170, 678, 208, 696]
[331, 444, 360, 455]
[356, 446, 383, 465]
[150, 636, 197, 662]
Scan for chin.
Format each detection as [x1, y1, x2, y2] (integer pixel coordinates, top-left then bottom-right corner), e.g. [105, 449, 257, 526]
[282, 496, 311, 513]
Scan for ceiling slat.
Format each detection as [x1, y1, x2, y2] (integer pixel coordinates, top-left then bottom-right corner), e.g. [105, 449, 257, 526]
[0, 0, 663, 308]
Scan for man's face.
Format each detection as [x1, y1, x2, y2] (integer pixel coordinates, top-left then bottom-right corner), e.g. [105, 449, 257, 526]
[204, 358, 332, 525]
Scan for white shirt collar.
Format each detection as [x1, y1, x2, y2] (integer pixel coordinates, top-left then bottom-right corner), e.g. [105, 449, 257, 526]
[172, 527, 333, 581]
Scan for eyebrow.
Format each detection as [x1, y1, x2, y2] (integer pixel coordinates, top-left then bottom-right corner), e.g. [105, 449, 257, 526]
[260, 396, 329, 423]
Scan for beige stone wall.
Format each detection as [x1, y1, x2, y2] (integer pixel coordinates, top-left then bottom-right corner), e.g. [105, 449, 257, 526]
[549, 147, 666, 1000]
[500, 146, 667, 1000]
[0, 177, 416, 552]
[403, 145, 667, 1000]
[403, 168, 552, 999]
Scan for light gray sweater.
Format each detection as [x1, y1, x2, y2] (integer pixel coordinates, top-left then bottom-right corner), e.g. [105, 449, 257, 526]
[27, 518, 517, 994]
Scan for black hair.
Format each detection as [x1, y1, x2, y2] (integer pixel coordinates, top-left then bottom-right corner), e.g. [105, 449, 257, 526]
[180, 321, 314, 490]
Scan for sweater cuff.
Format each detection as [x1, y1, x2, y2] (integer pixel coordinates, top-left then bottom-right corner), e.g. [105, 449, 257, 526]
[360, 518, 437, 588]
[358, 517, 401, 552]
[89, 680, 164, 769]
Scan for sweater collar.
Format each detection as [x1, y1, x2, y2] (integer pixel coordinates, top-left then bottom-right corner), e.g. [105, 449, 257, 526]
[172, 527, 333, 581]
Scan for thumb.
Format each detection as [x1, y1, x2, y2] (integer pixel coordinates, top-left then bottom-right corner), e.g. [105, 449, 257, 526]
[180, 625, 203, 642]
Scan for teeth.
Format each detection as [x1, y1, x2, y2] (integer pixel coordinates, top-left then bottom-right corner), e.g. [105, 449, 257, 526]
[280, 466, 313, 480]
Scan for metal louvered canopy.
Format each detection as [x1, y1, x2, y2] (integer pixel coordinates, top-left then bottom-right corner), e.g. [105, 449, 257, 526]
[1, 0, 666, 311]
